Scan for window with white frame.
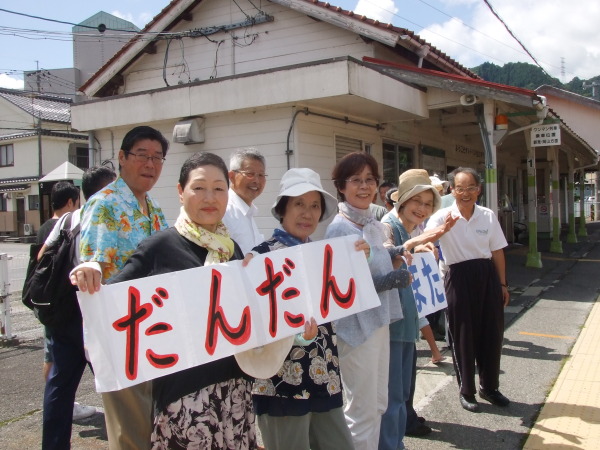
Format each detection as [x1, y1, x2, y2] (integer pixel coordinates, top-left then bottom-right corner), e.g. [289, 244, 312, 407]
[28, 194, 39, 210]
[68, 146, 89, 170]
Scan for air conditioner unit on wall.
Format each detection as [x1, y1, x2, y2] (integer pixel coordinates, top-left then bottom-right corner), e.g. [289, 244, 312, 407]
[23, 223, 33, 236]
[173, 118, 205, 145]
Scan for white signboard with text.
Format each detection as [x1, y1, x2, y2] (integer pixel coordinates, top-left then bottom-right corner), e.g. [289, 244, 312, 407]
[531, 124, 561, 147]
[78, 236, 380, 392]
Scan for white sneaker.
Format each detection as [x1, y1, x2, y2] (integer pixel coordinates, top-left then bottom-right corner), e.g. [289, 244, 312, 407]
[72, 402, 96, 420]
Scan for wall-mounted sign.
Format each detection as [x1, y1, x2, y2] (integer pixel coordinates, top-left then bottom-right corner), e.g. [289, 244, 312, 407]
[531, 124, 561, 147]
[454, 144, 484, 159]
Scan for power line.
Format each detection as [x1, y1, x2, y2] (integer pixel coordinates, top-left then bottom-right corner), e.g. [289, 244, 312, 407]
[39, 72, 77, 88]
[481, 0, 553, 78]
[358, 0, 561, 73]
[0, 25, 150, 43]
[358, 0, 508, 65]
[0, 11, 268, 43]
[415, 0, 538, 60]
[0, 7, 140, 34]
[356, 0, 515, 66]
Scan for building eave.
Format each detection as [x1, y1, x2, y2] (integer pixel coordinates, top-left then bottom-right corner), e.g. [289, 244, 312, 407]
[72, 57, 429, 130]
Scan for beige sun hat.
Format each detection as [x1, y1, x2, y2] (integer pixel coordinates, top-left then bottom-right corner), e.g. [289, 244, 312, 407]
[271, 168, 338, 222]
[390, 169, 442, 212]
[234, 335, 295, 379]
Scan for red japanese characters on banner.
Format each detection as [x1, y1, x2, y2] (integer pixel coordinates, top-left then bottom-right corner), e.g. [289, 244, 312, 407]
[78, 236, 380, 393]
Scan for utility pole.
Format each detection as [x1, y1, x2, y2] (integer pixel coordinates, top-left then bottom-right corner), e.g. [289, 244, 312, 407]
[583, 80, 600, 99]
[35, 61, 44, 226]
[35, 61, 42, 178]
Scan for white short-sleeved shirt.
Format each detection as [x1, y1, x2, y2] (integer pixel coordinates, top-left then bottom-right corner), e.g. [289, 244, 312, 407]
[222, 189, 264, 254]
[425, 203, 507, 265]
[44, 209, 82, 266]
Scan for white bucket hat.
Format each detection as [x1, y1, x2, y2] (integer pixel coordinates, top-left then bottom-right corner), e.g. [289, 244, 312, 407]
[271, 168, 338, 222]
[429, 175, 449, 193]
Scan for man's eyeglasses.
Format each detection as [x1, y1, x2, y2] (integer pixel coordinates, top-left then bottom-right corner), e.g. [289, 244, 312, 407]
[345, 177, 378, 187]
[234, 170, 268, 180]
[453, 186, 479, 195]
[126, 152, 166, 165]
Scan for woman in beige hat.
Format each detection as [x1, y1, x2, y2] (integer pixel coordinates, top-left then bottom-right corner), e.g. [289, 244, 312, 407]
[379, 169, 458, 450]
[325, 152, 413, 450]
[246, 168, 358, 450]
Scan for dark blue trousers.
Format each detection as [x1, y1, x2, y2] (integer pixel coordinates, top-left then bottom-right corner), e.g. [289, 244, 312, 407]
[405, 344, 419, 432]
[42, 318, 90, 449]
[445, 258, 504, 397]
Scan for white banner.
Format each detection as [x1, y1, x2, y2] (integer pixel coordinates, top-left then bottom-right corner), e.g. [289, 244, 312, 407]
[407, 252, 447, 318]
[78, 236, 380, 392]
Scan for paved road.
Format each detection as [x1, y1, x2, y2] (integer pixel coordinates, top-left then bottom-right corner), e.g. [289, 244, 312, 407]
[406, 224, 600, 449]
[0, 223, 598, 449]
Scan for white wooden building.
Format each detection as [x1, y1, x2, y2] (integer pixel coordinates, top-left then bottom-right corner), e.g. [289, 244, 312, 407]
[0, 89, 87, 236]
[72, 0, 598, 249]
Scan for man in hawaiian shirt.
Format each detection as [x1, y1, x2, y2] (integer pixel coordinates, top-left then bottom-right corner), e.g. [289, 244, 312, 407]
[72, 126, 169, 450]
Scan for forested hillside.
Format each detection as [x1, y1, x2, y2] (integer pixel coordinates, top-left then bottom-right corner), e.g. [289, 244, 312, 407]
[471, 62, 600, 99]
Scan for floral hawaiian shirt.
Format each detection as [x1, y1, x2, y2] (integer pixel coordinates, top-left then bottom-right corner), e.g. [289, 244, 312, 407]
[79, 176, 168, 281]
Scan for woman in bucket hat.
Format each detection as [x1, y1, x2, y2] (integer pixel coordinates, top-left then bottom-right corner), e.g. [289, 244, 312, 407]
[378, 169, 458, 450]
[245, 168, 361, 450]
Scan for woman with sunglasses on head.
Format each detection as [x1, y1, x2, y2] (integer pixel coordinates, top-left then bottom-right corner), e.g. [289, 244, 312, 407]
[324, 152, 413, 450]
[425, 167, 510, 413]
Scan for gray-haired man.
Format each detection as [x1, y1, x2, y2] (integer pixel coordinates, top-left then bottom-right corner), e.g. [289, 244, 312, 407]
[222, 148, 266, 254]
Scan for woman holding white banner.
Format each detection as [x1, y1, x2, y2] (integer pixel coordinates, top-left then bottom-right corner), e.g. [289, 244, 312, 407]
[245, 167, 362, 450]
[379, 169, 457, 450]
[324, 152, 413, 450]
[107, 152, 259, 449]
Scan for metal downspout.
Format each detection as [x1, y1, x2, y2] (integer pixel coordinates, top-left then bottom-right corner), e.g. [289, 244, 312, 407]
[475, 103, 497, 214]
[286, 108, 307, 170]
[88, 131, 95, 168]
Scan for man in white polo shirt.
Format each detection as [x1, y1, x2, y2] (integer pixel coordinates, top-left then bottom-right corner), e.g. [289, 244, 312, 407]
[425, 167, 510, 413]
[223, 148, 266, 254]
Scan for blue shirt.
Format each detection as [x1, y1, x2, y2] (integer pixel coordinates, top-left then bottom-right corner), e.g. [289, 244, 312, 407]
[381, 213, 420, 343]
[79, 176, 168, 281]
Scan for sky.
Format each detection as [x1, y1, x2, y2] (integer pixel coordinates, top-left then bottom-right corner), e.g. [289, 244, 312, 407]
[1, 0, 598, 90]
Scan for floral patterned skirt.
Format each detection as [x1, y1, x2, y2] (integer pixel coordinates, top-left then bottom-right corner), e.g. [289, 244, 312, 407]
[151, 378, 256, 449]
